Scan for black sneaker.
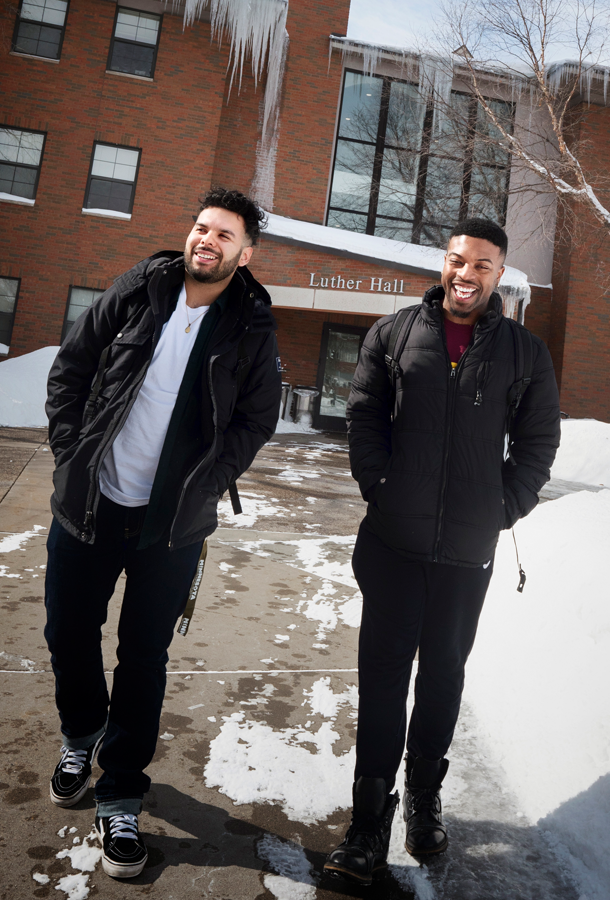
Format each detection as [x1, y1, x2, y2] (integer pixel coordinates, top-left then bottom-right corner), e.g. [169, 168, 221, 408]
[95, 814, 148, 878]
[50, 734, 104, 807]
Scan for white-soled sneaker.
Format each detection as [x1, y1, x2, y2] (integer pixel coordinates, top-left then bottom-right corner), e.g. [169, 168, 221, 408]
[95, 813, 148, 878]
[50, 734, 104, 807]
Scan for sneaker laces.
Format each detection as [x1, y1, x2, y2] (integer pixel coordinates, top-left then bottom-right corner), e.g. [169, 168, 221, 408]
[58, 745, 88, 775]
[108, 814, 139, 840]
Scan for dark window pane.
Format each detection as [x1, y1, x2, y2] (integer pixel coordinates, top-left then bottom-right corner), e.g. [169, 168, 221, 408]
[0, 278, 19, 347]
[0, 313, 15, 346]
[419, 223, 453, 248]
[109, 40, 155, 78]
[474, 100, 512, 166]
[86, 177, 133, 213]
[374, 218, 414, 242]
[327, 209, 368, 232]
[62, 287, 104, 340]
[15, 20, 62, 58]
[422, 156, 463, 223]
[0, 163, 37, 199]
[329, 140, 375, 214]
[386, 81, 425, 150]
[338, 71, 382, 142]
[320, 330, 361, 419]
[468, 166, 510, 222]
[377, 147, 419, 218]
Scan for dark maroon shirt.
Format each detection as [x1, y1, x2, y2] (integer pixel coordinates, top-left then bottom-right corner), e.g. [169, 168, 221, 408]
[444, 318, 474, 367]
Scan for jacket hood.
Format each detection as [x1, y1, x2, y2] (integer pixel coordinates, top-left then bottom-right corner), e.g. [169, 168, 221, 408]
[422, 284, 504, 333]
[112, 251, 276, 332]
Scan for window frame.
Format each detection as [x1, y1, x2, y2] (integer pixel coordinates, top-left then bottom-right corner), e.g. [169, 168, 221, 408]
[106, 5, 162, 80]
[326, 68, 514, 247]
[0, 276, 21, 349]
[11, 0, 70, 62]
[0, 125, 47, 202]
[61, 285, 104, 342]
[83, 141, 142, 217]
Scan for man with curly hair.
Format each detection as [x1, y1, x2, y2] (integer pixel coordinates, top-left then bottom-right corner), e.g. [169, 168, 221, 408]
[44, 188, 281, 878]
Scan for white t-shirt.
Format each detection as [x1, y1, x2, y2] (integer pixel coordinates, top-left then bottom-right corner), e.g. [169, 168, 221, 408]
[99, 283, 210, 507]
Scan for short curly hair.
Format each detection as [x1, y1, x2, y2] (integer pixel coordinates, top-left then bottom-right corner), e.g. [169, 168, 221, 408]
[448, 218, 508, 259]
[197, 187, 267, 246]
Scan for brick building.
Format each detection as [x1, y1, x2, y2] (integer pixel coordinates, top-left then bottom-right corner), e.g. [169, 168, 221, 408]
[1, 0, 609, 427]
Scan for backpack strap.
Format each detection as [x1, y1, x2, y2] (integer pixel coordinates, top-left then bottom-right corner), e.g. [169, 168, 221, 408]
[385, 305, 420, 392]
[505, 322, 533, 464]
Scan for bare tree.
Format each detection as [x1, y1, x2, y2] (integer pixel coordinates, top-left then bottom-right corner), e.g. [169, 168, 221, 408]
[432, 0, 610, 235]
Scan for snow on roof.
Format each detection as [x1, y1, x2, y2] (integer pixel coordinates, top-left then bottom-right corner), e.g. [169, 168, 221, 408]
[264, 212, 529, 288]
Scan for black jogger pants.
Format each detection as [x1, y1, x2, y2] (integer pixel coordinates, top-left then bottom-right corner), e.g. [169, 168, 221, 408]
[352, 517, 494, 792]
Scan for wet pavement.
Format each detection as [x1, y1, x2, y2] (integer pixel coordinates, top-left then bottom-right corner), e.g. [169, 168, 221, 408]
[0, 429, 585, 899]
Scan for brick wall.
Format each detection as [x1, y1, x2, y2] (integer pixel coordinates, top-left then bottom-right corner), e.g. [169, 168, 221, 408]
[550, 105, 610, 421]
[0, 0, 228, 354]
[524, 285, 553, 346]
[274, 307, 378, 386]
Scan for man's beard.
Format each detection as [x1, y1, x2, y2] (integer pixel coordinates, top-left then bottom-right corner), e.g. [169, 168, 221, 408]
[184, 247, 242, 284]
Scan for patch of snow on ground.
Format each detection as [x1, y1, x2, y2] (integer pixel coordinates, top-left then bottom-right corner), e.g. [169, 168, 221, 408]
[54, 873, 91, 899]
[54, 829, 102, 899]
[551, 418, 610, 486]
[258, 834, 316, 900]
[205, 678, 357, 822]
[218, 491, 290, 528]
[275, 418, 320, 434]
[0, 346, 58, 426]
[465, 488, 610, 899]
[0, 525, 46, 553]
[32, 873, 50, 884]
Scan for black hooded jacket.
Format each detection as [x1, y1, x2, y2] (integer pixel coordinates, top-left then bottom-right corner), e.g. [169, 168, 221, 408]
[346, 286, 561, 567]
[46, 251, 281, 550]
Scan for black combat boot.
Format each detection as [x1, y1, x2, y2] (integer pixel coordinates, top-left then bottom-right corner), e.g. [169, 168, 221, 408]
[404, 755, 449, 856]
[324, 777, 399, 885]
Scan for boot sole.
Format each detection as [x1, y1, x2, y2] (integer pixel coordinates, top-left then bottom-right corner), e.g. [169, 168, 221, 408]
[323, 862, 387, 885]
[50, 775, 91, 808]
[406, 839, 448, 858]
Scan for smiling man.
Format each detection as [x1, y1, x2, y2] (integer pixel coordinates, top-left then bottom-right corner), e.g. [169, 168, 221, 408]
[324, 218, 561, 884]
[44, 187, 281, 879]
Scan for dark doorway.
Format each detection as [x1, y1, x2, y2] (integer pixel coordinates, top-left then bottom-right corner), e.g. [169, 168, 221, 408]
[313, 323, 370, 432]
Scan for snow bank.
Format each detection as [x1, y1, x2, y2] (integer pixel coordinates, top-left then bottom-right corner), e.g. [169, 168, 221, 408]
[274, 418, 320, 434]
[0, 346, 58, 427]
[551, 418, 610, 486]
[465, 488, 610, 899]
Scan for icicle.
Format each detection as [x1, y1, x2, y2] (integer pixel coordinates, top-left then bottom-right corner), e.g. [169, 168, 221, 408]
[181, 0, 289, 210]
[497, 282, 531, 323]
[419, 55, 454, 135]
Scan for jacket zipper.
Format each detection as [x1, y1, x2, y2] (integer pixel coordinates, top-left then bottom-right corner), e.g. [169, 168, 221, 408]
[433, 326, 478, 562]
[167, 324, 248, 550]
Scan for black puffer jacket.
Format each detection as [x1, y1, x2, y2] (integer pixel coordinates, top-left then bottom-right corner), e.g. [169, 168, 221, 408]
[346, 286, 560, 567]
[46, 252, 281, 549]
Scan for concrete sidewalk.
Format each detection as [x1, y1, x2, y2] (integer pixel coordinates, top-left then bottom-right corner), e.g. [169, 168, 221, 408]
[0, 432, 582, 900]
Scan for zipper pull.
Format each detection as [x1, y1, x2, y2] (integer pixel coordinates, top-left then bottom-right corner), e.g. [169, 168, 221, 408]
[474, 389, 483, 406]
[450, 367, 456, 378]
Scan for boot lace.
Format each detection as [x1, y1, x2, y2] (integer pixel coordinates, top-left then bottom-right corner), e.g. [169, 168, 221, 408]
[345, 812, 384, 852]
[408, 787, 442, 820]
[58, 746, 87, 775]
[108, 814, 139, 840]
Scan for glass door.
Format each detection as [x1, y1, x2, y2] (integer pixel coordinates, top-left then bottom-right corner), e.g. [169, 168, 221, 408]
[313, 323, 369, 431]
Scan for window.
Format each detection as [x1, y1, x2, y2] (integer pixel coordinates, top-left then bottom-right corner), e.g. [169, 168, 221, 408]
[327, 70, 513, 248]
[84, 143, 141, 217]
[0, 127, 46, 203]
[107, 8, 161, 79]
[62, 286, 104, 341]
[0, 278, 20, 349]
[12, 0, 68, 61]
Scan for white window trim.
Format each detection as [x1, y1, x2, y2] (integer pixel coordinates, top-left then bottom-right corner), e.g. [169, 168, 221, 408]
[105, 69, 153, 82]
[0, 192, 36, 206]
[82, 208, 132, 220]
[10, 50, 60, 63]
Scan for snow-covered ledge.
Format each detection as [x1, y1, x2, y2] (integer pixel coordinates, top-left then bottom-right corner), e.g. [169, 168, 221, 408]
[82, 208, 132, 221]
[263, 212, 531, 319]
[0, 192, 35, 206]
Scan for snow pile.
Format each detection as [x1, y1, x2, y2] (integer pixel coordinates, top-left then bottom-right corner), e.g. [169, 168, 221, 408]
[465, 488, 610, 899]
[258, 833, 316, 900]
[274, 418, 320, 434]
[264, 211, 530, 289]
[551, 418, 610, 486]
[54, 829, 102, 899]
[205, 677, 356, 821]
[0, 346, 57, 427]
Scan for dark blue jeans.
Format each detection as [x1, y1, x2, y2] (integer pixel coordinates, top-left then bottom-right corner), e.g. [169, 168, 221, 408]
[352, 518, 493, 792]
[44, 494, 203, 810]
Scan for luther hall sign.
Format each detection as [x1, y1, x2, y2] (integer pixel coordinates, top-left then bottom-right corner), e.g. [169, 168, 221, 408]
[309, 273, 406, 293]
